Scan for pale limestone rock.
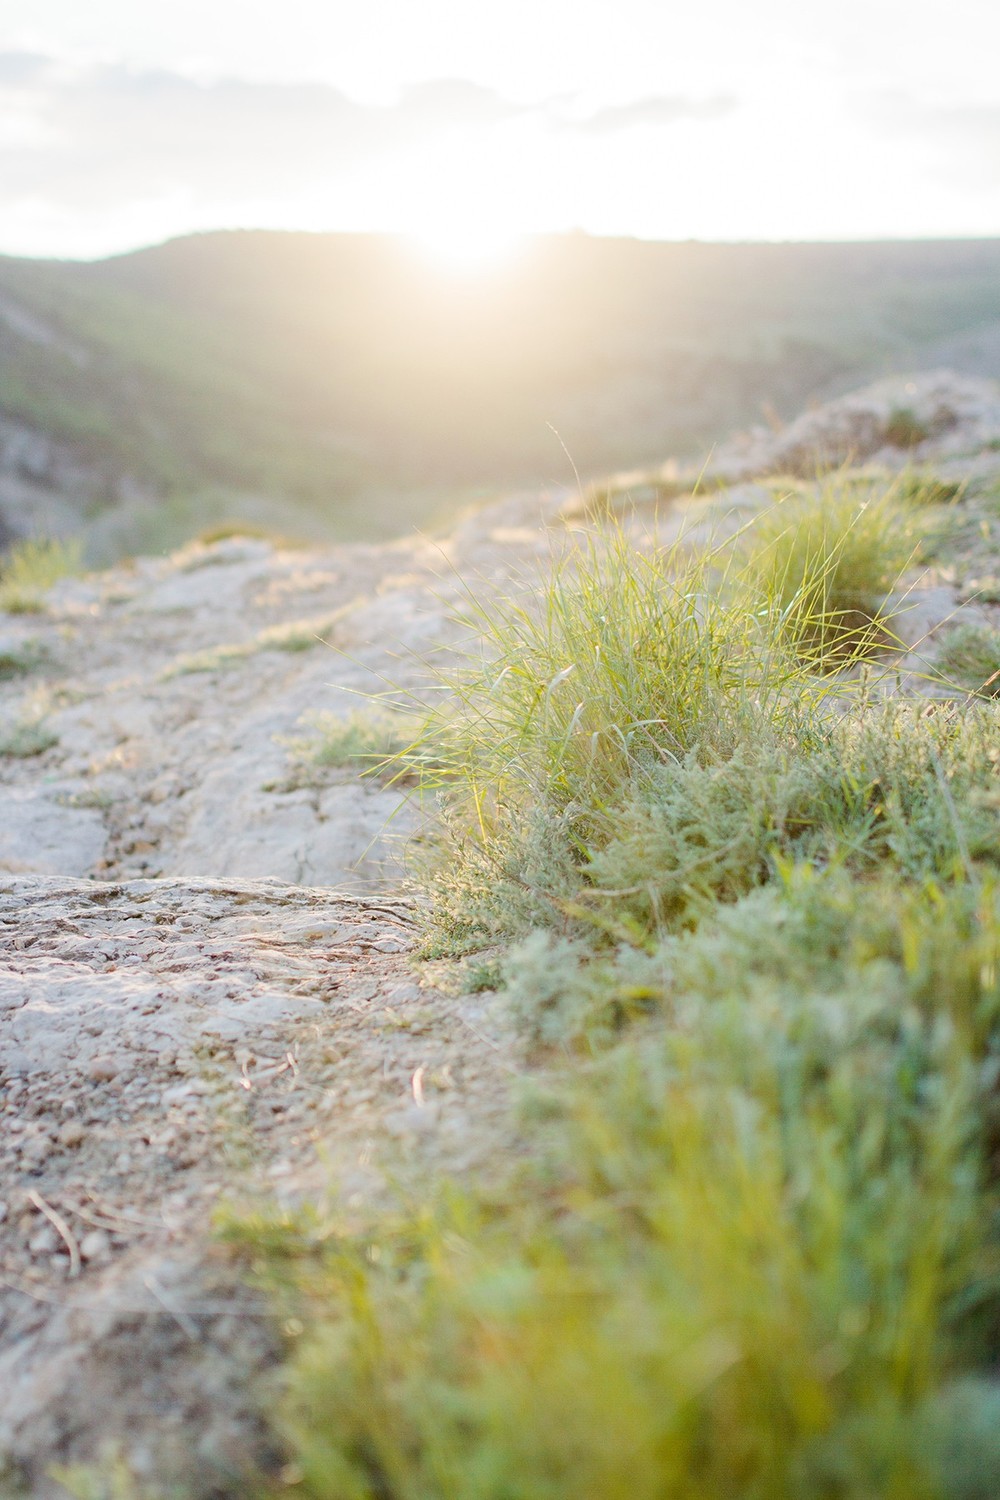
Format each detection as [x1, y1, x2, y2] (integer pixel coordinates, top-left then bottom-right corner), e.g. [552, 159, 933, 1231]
[0, 787, 106, 876]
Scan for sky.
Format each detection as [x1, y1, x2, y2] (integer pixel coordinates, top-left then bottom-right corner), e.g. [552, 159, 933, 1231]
[0, 0, 998, 260]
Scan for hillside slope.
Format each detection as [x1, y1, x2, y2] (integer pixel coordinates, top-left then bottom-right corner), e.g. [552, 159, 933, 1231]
[1, 233, 1000, 562]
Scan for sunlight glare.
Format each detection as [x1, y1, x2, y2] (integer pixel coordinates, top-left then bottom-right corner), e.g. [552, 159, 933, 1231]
[405, 216, 526, 273]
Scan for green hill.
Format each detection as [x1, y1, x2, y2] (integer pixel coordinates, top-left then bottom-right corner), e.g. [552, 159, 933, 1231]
[1, 231, 999, 557]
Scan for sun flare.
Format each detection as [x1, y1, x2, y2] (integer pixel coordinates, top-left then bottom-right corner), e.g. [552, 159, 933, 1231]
[404, 217, 526, 273]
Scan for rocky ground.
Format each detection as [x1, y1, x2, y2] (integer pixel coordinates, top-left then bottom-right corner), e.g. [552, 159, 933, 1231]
[2, 369, 1000, 1495]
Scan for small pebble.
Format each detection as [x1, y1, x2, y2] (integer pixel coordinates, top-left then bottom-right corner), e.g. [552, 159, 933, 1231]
[161, 1083, 193, 1106]
[87, 1055, 118, 1082]
[79, 1229, 112, 1264]
[20, 1135, 52, 1165]
[58, 1120, 85, 1149]
[28, 1225, 58, 1256]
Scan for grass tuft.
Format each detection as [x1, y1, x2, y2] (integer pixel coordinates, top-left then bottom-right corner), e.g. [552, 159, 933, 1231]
[0, 537, 82, 613]
[740, 478, 916, 666]
[281, 709, 426, 786]
[935, 624, 1000, 699]
[0, 715, 58, 757]
[883, 406, 932, 449]
[0, 641, 46, 680]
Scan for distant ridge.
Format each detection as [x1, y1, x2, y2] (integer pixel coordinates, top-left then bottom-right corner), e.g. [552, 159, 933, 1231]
[1, 231, 999, 560]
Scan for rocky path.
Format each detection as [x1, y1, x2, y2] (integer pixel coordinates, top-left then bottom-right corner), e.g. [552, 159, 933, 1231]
[0, 878, 517, 1494]
[0, 475, 581, 894]
[0, 505, 553, 1493]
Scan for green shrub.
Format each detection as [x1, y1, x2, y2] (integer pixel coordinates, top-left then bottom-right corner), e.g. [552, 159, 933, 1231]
[0, 536, 82, 613]
[410, 519, 995, 955]
[0, 715, 58, 756]
[0, 642, 45, 680]
[883, 407, 931, 449]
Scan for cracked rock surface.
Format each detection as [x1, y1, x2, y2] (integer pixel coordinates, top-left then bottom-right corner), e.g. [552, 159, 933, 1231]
[0, 476, 576, 890]
[0, 879, 517, 1495]
[0, 502, 556, 1494]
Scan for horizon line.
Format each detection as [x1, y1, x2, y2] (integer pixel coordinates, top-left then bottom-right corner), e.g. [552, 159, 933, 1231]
[5, 224, 1000, 268]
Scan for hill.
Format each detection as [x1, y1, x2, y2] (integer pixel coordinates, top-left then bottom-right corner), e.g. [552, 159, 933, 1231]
[1, 232, 1000, 559]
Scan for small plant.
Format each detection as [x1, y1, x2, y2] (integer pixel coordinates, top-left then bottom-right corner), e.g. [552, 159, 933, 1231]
[894, 470, 966, 507]
[271, 708, 432, 792]
[0, 715, 58, 756]
[162, 614, 342, 677]
[741, 479, 915, 665]
[49, 1453, 147, 1500]
[578, 471, 717, 517]
[0, 537, 82, 613]
[462, 956, 505, 993]
[195, 521, 304, 548]
[298, 709, 422, 772]
[256, 618, 339, 654]
[936, 623, 1000, 698]
[883, 406, 931, 449]
[56, 786, 113, 810]
[0, 642, 45, 680]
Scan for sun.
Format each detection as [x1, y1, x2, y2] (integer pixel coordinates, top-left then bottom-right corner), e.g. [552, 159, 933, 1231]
[404, 217, 526, 273]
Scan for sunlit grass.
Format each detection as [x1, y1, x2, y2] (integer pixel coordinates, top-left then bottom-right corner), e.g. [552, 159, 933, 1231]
[0, 536, 82, 614]
[160, 614, 343, 678]
[741, 478, 917, 666]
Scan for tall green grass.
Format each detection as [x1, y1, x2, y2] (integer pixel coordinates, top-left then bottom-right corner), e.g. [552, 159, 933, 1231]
[403, 526, 820, 951]
[741, 479, 916, 665]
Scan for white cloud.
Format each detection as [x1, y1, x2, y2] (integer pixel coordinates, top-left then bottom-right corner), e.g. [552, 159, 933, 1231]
[569, 95, 737, 132]
[0, 59, 527, 251]
[0, 47, 998, 257]
[0, 55, 750, 255]
[858, 90, 1000, 183]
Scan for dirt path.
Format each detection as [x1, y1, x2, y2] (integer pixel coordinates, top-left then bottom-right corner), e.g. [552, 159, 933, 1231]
[0, 877, 517, 1494]
[0, 505, 548, 1492]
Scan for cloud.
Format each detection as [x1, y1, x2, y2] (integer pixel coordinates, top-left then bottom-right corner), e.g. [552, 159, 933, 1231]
[0, 56, 527, 216]
[856, 90, 1000, 181]
[571, 94, 738, 132]
[398, 78, 520, 125]
[0, 50, 49, 86]
[0, 55, 745, 255]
